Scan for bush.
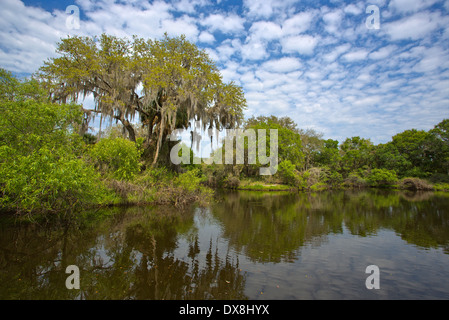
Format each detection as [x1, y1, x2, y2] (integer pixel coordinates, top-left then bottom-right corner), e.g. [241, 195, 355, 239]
[428, 173, 449, 184]
[366, 168, 398, 187]
[223, 175, 240, 189]
[278, 160, 299, 186]
[0, 146, 108, 215]
[299, 167, 327, 190]
[343, 172, 368, 188]
[200, 163, 228, 187]
[0, 79, 110, 215]
[326, 170, 343, 187]
[174, 168, 202, 193]
[90, 137, 142, 181]
[399, 177, 433, 191]
[433, 183, 449, 191]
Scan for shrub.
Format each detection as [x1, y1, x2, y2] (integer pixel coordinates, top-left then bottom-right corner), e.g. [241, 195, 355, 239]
[399, 177, 433, 191]
[278, 160, 299, 186]
[326, 170, 343, 187]
[90, 137, 141, 180]
[366, 168, 398, 187]
[0, 146, 108, 215]
[433, 183, 449, 191]
[200, 163, 228, 187]
[223, 175, 240, 189]
[343, 172, 368, 188]
[429, 173, 449, 184]
[174, 168, 202, 193]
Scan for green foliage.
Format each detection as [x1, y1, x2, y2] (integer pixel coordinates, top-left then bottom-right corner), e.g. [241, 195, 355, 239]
[343, 172, 368, 188]
[223, 175, 241, 189]
[278, 160, 298, 186]
[340, 136, 374, 175]
[39, 33, 247, 165]
[298, 167, 329, 190]
[314, 139, 340, 171]
[391, 129, 434, 174]
[326, 170, 343, 187]
[366, 169, 398, 187]
[174, 168, 202, 193]
[90, 138, 142, 181]
[0, 71, 109, 215]
[0, 146, 108, 214]
[245, 115, 304, 170]
[433, 183, 449, 191]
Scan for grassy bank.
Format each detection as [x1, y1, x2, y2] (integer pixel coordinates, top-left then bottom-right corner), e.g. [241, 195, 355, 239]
[218, 175, 449, 193]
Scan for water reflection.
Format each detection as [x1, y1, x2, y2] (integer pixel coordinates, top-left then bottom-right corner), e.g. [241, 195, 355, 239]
[0, 189, 448, 299]
[213, 190, 449, 262]
[0, 206, 246, 300]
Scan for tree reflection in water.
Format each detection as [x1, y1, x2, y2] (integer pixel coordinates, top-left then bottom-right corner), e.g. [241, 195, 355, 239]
[0, 205, 247, 300]
[1, 189, 449, 299]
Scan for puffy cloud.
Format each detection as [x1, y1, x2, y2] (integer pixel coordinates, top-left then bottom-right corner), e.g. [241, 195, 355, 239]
[198, 31, 215, 44]
[281, 34, 319, 55]
[247, 21, 283, 42]
[262, 57, 302, 73]
[281, 11, 316, 35]
[369, 45, 397, 60]
[384, 11, 444, 41]
[200, 13, 245, 35]
[388, 0, 441, 14]
[322, 9, 344, 35]
[341, 49, 370, 62]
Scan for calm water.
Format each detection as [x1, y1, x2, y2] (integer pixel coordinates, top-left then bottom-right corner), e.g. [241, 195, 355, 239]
[1, 189, 448, 300]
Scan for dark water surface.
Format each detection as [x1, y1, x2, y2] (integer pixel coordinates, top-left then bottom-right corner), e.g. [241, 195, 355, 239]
[1, 189, 448, 300]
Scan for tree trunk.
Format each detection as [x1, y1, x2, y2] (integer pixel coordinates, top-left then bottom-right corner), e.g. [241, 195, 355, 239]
[122, 118, 136, 142]
[152, 117, 165, 167]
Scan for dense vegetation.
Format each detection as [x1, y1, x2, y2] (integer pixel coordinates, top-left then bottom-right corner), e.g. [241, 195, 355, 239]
[1, 33, 448, 218]
[200, 115, 449, 192]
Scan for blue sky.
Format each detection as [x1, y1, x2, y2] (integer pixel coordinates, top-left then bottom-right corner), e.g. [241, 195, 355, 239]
[1, 0, 449, 145]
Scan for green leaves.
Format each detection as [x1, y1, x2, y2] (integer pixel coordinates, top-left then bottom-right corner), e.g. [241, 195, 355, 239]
[0, 71, 108, 215]
[89, 138, 141, 181]
[39, 33, 247, 165]
[366, 169, 398, 187]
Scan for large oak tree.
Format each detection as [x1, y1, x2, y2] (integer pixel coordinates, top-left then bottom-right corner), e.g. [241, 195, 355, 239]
[39, 33, 246, 166]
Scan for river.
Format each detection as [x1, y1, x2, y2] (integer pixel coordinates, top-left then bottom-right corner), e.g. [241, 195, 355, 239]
[1, 189, 448, 300]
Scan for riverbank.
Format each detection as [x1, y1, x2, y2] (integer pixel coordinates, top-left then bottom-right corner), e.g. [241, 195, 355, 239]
[223, 177, 449, 193]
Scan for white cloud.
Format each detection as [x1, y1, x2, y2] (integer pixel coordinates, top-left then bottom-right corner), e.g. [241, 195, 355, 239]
[160, 15, 200, 40]
[322, 9, 344, 35]
[413, 47, 449, 73]
[322, 43, 351, 62]
[198, 31, 215, 44]
[173, 0, 210, 14]
[281, 34, 319, 55]
[344, 4, 363, 15]
[388, 0, 441, 14]
[384, 11, 443, 41]
[1, 0, 449, 145]
[262, 57, 302, 73]
[200, 13, 245, 35]
[248, 21, 283, 42]
[369, 45, 397, 60]
[243, 0, 297, 20]
[0, 0, 68, 73]
[240, 40, 268, 61]
[341, 49, 370, 62]
[281, 11, 316, 35]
